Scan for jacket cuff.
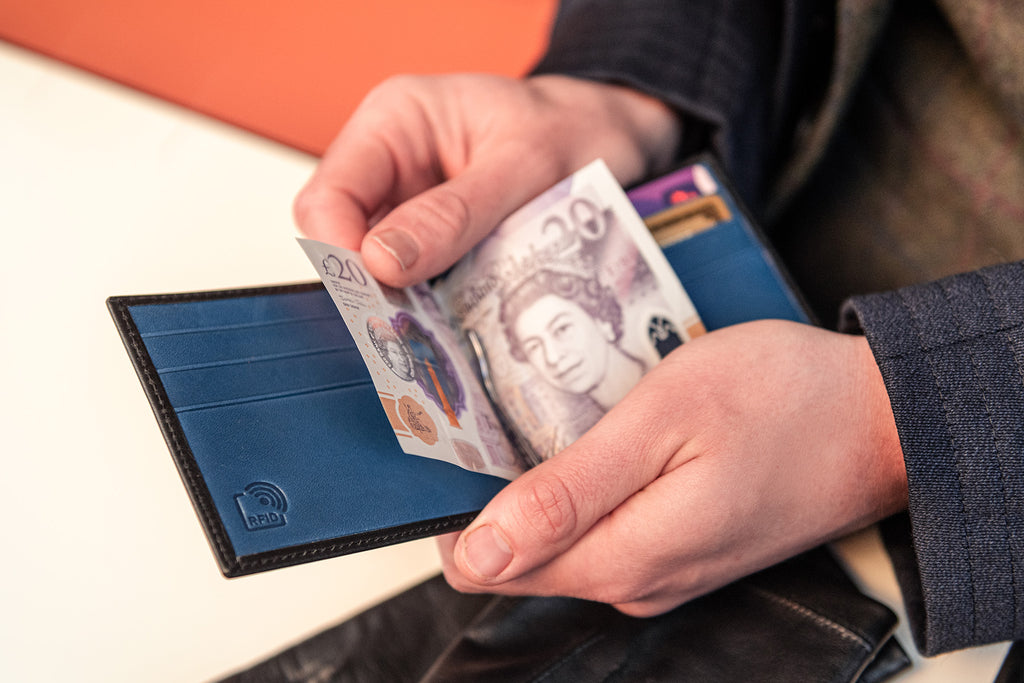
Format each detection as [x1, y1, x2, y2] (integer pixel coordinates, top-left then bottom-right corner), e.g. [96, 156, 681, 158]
[530, 0, 785, 204]
[840, 261, 1024, 655]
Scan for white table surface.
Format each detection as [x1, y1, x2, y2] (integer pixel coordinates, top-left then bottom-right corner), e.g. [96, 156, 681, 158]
[0, 41, 1010, 682]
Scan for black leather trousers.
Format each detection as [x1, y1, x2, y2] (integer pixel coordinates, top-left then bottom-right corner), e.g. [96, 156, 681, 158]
[219, 546, 913, 682]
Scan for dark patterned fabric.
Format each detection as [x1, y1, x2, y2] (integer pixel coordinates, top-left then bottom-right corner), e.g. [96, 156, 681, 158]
[538, 0, 1024, 656]
[845, 263, 1024, 654]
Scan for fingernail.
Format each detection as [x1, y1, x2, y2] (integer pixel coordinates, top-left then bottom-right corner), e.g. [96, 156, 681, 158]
[463, 525, 513, 580]
[370, 230, 418, 271]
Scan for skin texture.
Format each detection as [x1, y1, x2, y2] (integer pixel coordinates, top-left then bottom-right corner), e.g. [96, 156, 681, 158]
[295, 73, 909, 615]
[293, 74, 681, 287]
[438, 320, 907, 616]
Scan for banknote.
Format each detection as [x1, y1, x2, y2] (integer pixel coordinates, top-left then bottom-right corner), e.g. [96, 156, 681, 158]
[298, 239, 528, 479]
[435, 160, 705, 461]
[299, 160, 705, 474]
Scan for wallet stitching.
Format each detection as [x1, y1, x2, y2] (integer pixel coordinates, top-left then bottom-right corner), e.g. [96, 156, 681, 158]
[747, 586, 873, 652]
[116, 301, 237, 569]
[111, 281, 325, 307]
[111, 284, 480, 576]
[237, 517, 474, 569]
[108, 283, 331, 575]
[138, 312, 341, 337]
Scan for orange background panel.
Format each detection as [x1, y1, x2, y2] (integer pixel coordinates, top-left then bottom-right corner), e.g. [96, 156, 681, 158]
[0, 0, 556, 155]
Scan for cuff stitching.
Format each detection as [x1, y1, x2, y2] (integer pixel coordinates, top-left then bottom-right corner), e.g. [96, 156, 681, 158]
[897, 286, 980, 643]
[868, 320, 1024, 360]
[974, 275, 1024, 637]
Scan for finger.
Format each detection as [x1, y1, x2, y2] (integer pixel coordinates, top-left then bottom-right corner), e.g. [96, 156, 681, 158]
[359, 143, 566, 287]
[448, 390, 677, 588]
[436, 531, 492, 595]
[446, 462, 730, 610]
[292, 124, 401, 250]
[453, 444, 827, 614]
[293, 75, 449, 248]
[435, 532, 461, 579]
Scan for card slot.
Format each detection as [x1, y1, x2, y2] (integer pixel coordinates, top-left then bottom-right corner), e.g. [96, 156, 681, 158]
[675, 243, 760, 283]
[173, 381, 368, 413]
[143, 316, 355, 370]
[140, 313, 342, 338]
[158, 345, 361, 374]
[662, 218, 749, 270]
[679, 247, 809, 329]
[158, 350, 373, 409]
[129, 287, 338, 334]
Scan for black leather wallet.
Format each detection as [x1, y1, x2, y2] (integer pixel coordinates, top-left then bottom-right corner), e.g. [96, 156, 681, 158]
[109, 158, 811, 577]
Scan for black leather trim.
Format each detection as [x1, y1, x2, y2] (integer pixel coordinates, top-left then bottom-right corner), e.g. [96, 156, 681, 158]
[108, 283, 483, 577]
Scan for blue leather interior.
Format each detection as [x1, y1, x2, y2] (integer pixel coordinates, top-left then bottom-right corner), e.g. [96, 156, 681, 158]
[130, 289, 508, 559]
[665, 188, 809, 330]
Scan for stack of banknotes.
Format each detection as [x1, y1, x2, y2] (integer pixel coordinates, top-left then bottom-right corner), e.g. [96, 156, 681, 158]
[299, 160, 705, 480]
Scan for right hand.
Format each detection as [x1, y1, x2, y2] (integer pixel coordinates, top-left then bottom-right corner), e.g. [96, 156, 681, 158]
[293, 73, 682, 287]
[438, 321, 908, 615]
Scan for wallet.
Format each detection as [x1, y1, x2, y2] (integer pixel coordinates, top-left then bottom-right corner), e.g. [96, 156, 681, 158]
[109, 157, 811, 577]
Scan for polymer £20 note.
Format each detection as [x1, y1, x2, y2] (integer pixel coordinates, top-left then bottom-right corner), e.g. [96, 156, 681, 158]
[435, 160, 705, 461]
[300, 160, 704, 476]
[298, 239, 528, 479]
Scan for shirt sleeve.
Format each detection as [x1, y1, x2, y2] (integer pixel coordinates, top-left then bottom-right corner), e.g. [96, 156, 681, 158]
[842, 261, 1024, 655]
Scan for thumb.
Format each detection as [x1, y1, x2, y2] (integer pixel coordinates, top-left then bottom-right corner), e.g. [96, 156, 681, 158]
[451, 408, 665, 586]
[360, 146, 566, 287]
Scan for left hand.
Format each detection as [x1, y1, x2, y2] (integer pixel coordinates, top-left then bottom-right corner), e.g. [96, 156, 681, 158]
[293, 73, 680, 288]
[437, 320, 908, 616]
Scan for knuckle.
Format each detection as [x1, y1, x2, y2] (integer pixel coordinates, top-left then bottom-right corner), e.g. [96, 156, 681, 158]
[291, 185, 317, 228]
[292, 183, 354, 235]
[362, 74, 428, 109]
[365, 74, 410, 100]
[514, 473, 580, 545]
[410, 187, 472, 242]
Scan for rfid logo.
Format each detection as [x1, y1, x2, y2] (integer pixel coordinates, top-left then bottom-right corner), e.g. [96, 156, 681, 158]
[235, 481, 288, 531]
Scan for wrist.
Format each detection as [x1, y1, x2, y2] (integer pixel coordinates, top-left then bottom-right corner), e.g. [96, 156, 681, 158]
[853, 334, 909, 518]
[526, 74, 682, 185]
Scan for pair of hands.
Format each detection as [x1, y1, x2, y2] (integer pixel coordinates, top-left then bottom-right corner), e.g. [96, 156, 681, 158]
[296, 73, 908, 616]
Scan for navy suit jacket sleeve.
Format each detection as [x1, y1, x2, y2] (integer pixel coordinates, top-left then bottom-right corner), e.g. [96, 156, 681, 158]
[533, 0, 1024, 656]
[843, 264, 1024, 655]
[531, 0, 828, 209]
